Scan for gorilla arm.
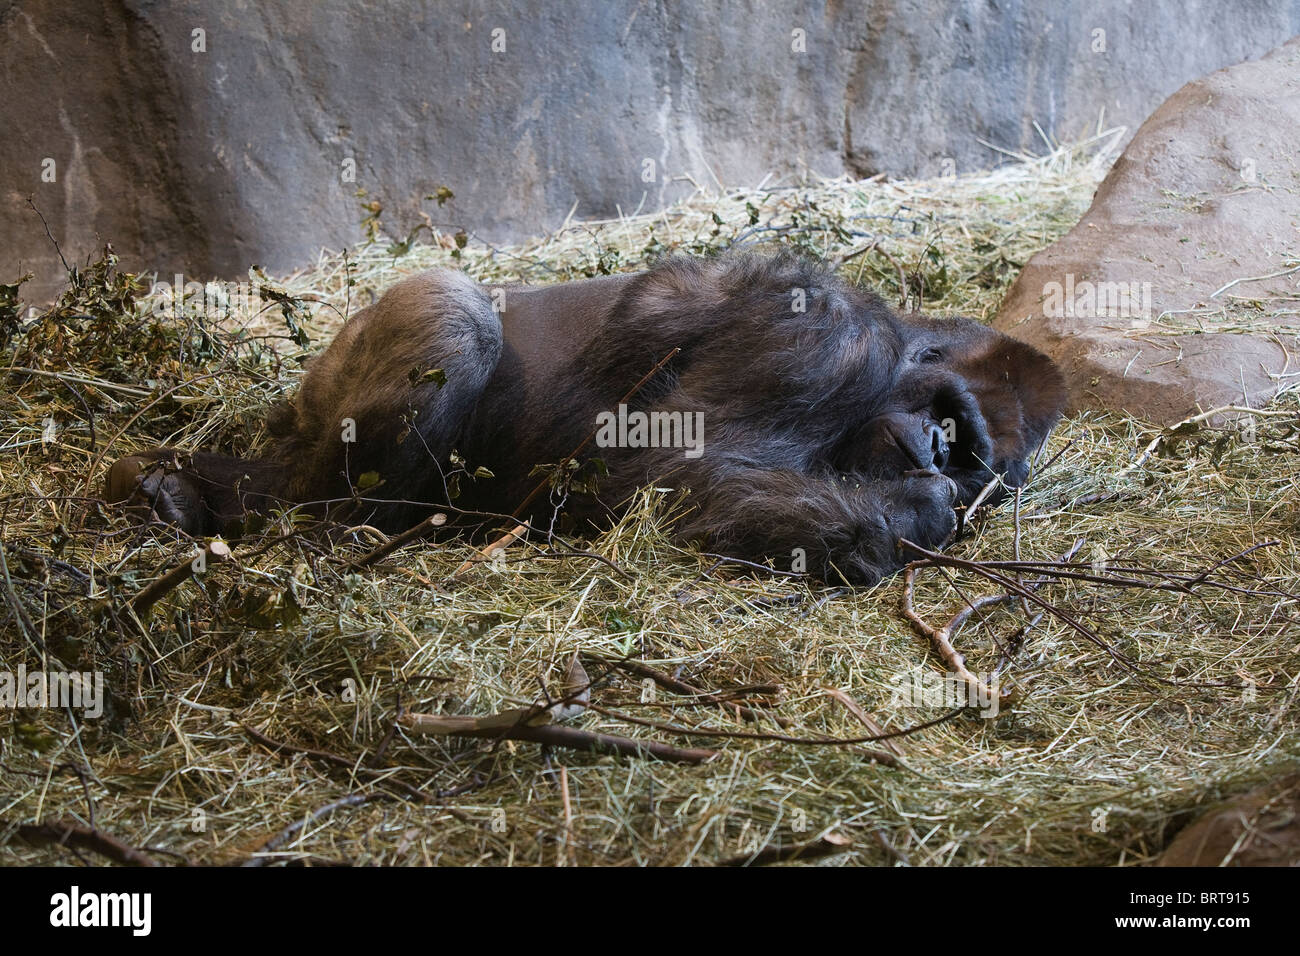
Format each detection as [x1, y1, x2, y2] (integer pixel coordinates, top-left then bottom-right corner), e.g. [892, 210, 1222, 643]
[649, 455, 960, 585]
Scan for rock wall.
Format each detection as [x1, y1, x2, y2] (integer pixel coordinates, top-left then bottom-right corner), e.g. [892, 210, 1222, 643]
[3, 0, 1299, 302]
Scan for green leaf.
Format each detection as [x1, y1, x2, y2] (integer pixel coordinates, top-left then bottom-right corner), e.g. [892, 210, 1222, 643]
[418, 367, 447, 388]
[386, 224, 431, 258]
[426, 185, 455, 206]
[254, 269, 312, 347]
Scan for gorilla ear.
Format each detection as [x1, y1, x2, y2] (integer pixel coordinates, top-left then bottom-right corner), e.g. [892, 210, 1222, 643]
[946, 325, 1067, 468]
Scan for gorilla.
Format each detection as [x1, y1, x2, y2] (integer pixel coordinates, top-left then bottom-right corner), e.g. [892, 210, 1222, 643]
[106, 251, 1066, 584]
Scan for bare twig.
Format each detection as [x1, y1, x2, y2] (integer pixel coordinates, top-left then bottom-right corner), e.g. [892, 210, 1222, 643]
[901, 540, 1087, 708]
[590, 702, 960, 748]
[399, 710, 718, 764]
[875, 246, 909, 310]
[719, 830, 852, 866]
[1122, 404, 1293, 476]
[239, 721, 459, 806]
[900, 538, 1141, 676]
[558, 765, 575, 865]
[27, 196, 71, 274]
[1210, 262, 1300, 299]
[18, 818, 160, 867]
[241, 794, 376, 866]
[0, 540, 44, 654]
[350, 511, 446, 569]
[451, 521, 528, 578]
[898, 539, 1258, 690]
[903, 569, 1008, 706]
[821, 687, 906, 757]
[130, 539, 232, 614]
[606, 657, 791, 728]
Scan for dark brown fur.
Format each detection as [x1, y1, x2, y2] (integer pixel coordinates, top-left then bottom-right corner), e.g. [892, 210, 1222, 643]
[107, 251, 1066, 584]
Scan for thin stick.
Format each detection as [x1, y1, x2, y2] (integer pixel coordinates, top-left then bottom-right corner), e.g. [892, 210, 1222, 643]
[0, 540, 44, 654]
[903, 566, 1004, 706]
[1210, 262, 1300, 299]
[1013, 486, 1029, 615]
[1122, 404, 1291, 475]
[608, 658, 792, 728]
[398, 711, 717, 764]
[589, 703, 961, 746]
[899, 539, 1150, 679]
[350, 511, 446, 569]
[719, 831, 852, 867]
[130, 539, 232, 614]
[932, 541, 1285, 597]
[27, 196, 71, 274]
[18, 818, 159, 867]
[901, 540, 1087, 707]
[558, 765, 575, 865]
[875, 246, 909, 309]
[240, 721, 458, 806]
[241, 794, 375, 866]
[821, 686, 906, 757]
[451, 521, 528, 578]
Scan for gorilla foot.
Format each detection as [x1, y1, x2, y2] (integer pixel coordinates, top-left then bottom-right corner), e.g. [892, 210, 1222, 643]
[105, 449, 209, 536]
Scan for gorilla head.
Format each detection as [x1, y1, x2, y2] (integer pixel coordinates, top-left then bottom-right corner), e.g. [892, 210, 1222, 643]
[835, 313, 1066, 507]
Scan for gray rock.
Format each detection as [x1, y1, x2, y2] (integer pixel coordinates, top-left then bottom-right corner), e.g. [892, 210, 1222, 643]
[995, 35, 1300, 424]
[3, 1, 1299, 304]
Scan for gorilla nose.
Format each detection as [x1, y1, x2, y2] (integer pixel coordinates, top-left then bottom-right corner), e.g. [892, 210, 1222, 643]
[925, 420, 949, 471]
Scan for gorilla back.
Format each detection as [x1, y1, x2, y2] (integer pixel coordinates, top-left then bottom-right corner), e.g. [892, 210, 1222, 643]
[106, 252, 1066, 585]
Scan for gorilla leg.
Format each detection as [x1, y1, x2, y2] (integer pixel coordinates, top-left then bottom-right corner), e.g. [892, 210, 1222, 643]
[106, 269, 503, 535]
[268, 268, 503, 529]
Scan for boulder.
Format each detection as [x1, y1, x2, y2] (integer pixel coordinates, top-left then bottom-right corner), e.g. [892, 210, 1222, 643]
[1157, 773, 1300, 866]
[996, 36, 1300, 424]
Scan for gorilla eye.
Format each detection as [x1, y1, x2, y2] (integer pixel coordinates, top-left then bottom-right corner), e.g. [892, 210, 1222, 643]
[917, 347, 943, 364]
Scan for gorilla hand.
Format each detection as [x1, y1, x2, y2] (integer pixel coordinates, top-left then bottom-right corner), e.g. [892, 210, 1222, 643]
[677, 463, 958, 586]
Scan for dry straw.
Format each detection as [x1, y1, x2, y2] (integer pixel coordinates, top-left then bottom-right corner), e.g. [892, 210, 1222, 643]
[2, 130, 1297, 866]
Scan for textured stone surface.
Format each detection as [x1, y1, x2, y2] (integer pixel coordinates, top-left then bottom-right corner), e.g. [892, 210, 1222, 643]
[3, 1, 1299, 303]
[1157, 773, 1300, 866]
[995, 36, 1300, 424]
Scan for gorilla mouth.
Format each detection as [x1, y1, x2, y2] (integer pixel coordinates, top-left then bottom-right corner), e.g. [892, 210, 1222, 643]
[859, 393, 992, 485]
[930, 388, 994, 474]
[885, 420, 944, 472]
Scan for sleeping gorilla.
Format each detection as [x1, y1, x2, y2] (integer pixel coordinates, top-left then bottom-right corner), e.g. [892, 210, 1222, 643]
[106, 252, 1066, 584]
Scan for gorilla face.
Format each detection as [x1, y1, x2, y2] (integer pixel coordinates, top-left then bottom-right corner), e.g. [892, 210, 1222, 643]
[835, 313, 1066, 507]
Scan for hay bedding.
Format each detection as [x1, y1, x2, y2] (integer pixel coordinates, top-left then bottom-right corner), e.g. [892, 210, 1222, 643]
[2, 132, 1298, 867]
